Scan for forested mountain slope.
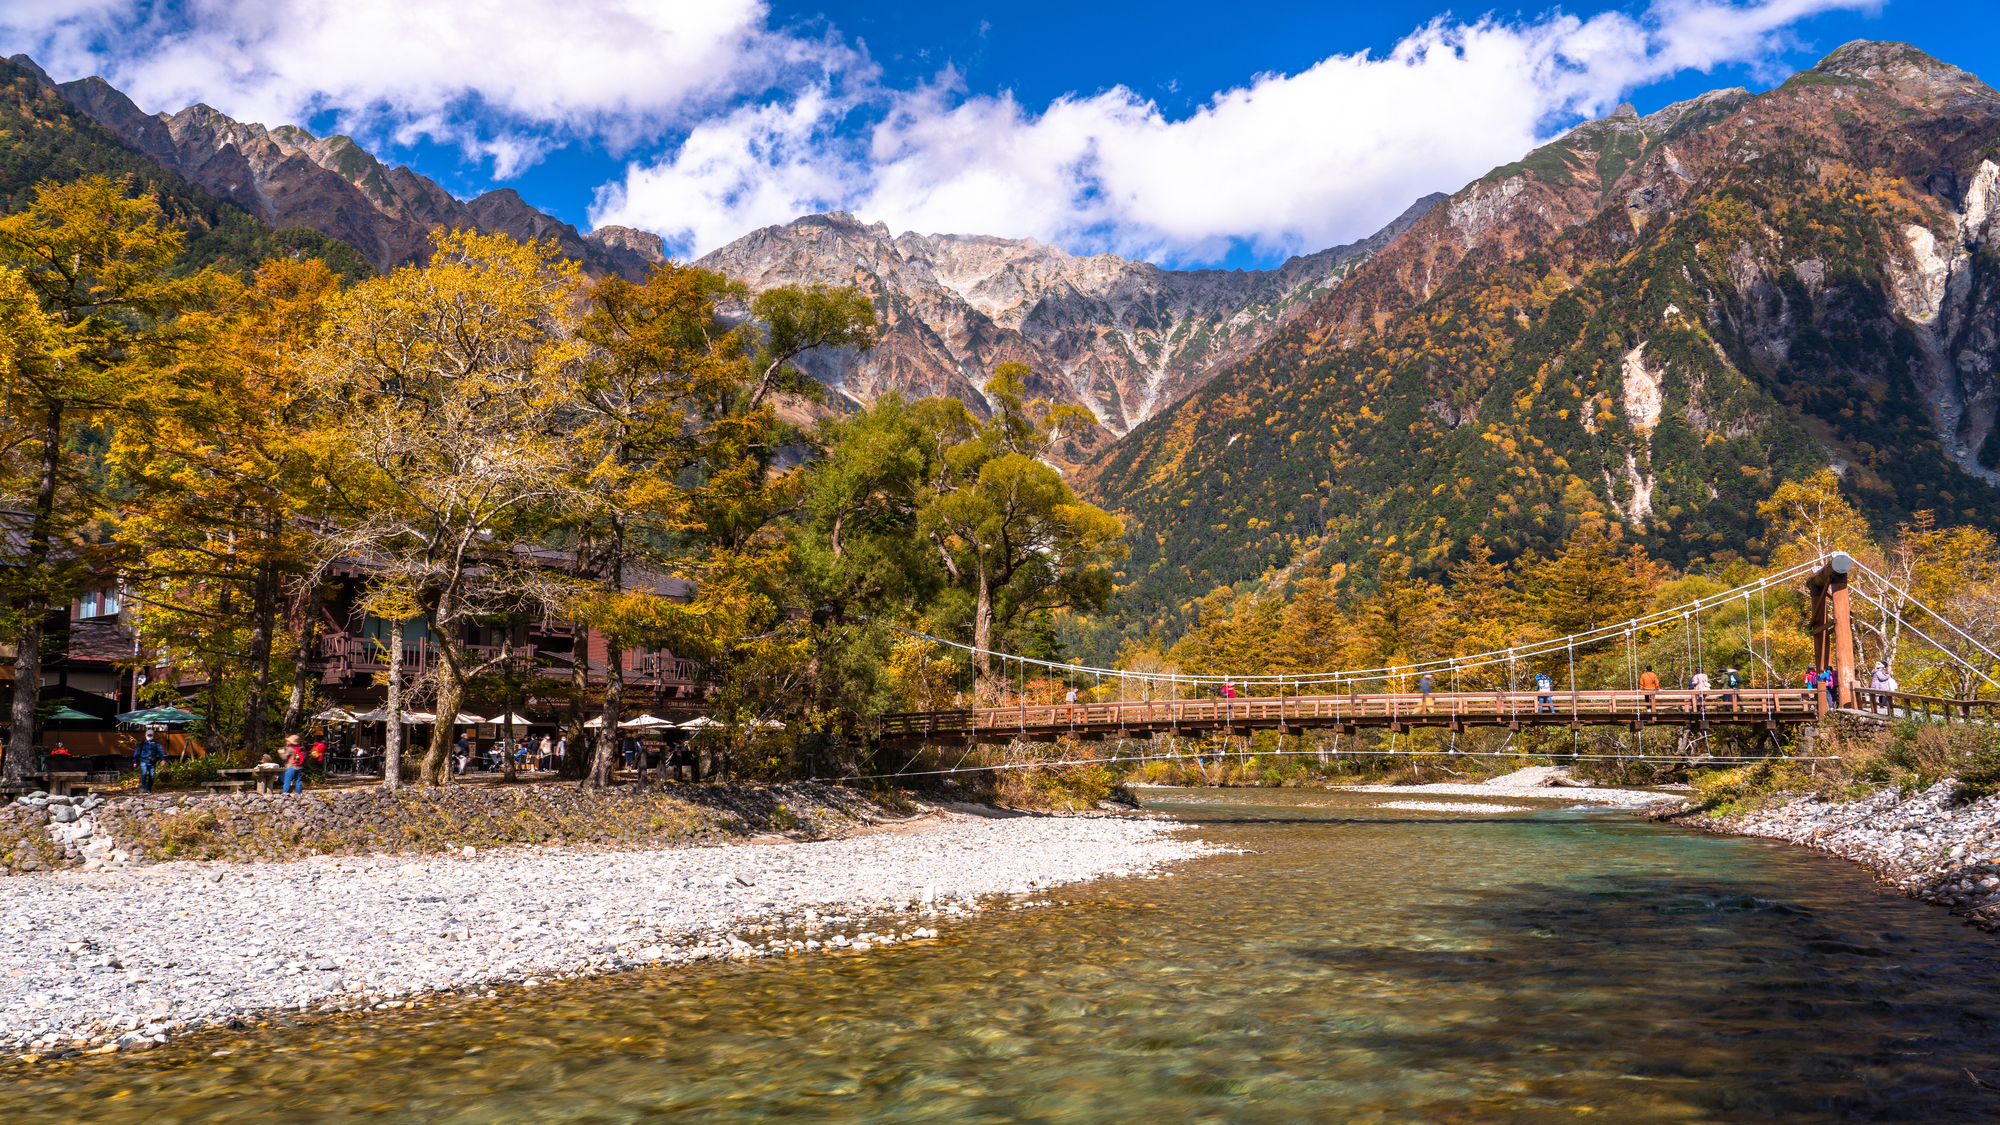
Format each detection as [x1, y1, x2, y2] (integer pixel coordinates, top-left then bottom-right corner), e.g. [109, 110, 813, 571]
[6, 53, 662, 279]
[1081, 41, 2000, 641]
[1, 54, 371, 280]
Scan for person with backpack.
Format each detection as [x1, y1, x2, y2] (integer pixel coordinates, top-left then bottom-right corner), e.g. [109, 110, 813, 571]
[1820, 666, 1839, 708]
[280, 735, 308, 794]
[134, 728, 165, 793]
[1534, 671, 1554, 714]
[1721, 667, 1741, 713]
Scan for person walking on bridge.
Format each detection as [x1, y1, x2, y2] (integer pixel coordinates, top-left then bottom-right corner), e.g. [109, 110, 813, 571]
[1691, 668, 1712, 715]
[1870, 661, 1896, 695]
[1534, 671, 1554, 714]
[1417, 671, 1435, 714]
[1638, 666, 1659, 716]
[1721, 667, 1741, 713]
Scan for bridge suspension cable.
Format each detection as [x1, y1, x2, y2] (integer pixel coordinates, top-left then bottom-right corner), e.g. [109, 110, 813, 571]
[861, 555, 1833, 691]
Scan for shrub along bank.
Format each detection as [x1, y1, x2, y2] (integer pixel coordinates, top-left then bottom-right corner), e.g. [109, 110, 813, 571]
[0, 784, 905, 874]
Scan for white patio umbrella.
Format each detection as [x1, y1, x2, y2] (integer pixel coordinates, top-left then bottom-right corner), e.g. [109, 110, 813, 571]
[354, 708, 431, 723]
[583, 715, 610, 728]
[487, 711, 533, 728]
[313, 707, 360, 723]
[678, 715, 723, 730]
[748, 719, 787, 731]
[618, 714, 676, 729]
[448, 712, 486, 725]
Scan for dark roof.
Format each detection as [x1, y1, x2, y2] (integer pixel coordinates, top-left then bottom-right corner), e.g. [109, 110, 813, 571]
[61, 618, 137, 664]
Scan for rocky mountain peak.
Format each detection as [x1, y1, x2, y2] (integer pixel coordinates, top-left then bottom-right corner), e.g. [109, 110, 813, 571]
[14, 58, 670, 281]
[696, 198, 1442, 438]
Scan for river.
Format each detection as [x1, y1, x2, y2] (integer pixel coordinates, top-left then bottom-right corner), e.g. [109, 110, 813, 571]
[5, 787, 1998, 1122]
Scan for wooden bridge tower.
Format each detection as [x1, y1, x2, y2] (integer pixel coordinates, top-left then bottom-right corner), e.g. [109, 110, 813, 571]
[1805, 552, 1857, 711]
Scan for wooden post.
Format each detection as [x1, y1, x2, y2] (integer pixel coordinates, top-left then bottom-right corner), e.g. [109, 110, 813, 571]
[1805, 552, 1857, 712]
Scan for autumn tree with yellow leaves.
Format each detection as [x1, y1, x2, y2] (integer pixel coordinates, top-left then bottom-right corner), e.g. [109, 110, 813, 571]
[0, 176, 216, 783]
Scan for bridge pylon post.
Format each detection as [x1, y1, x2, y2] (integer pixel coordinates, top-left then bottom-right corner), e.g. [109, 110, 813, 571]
[1806, 553, 1857, 711]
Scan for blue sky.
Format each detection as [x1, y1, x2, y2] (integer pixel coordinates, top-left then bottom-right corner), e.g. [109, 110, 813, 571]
[7, 1, 1992, 269]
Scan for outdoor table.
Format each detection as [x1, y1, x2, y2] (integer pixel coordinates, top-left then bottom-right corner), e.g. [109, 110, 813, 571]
[23, 772, 89, 797]
[218, 765, 283, 793]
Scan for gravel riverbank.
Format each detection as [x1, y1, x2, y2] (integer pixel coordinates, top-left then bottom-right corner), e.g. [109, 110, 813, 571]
[0, 808, 1210, 1058]
[1664, 782, 2000, 933]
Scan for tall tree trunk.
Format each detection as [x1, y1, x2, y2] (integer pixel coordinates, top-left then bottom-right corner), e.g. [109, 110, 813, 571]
[282, 580, 323, 737]
[972, 567, 997, 706]
[384, 615, 405, 790]
[424, 666, 463, 787]
[594, 640, 623, 787]
[563, 619, 588, 781]
[498, 628, 518, 783]
[589, 544, 625, 788]
[422, 620, 464, 785]
[202, 674, 225, 759]
[241, 560, 278, 761]
[4, 401, 63, 785]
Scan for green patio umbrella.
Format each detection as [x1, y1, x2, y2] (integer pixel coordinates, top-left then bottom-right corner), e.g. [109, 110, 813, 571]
[44, 705, 98, 722]
[115, 706, 201, 725]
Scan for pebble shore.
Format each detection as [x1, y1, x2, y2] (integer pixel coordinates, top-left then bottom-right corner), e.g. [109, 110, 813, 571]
[0, 810, 1211, 1058]
[1672, 781, 2000, 932]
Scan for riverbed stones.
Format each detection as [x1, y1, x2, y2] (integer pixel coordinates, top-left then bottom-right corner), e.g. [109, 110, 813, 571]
[1675, 780, 2000, 933]
[0, 810, 1210, 1051]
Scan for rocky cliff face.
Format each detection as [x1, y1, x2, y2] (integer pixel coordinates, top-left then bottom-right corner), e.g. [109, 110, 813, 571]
[18, 58, 663, 279]
[695, 197, 1442, 435]
[1083, 41, 2000, 638]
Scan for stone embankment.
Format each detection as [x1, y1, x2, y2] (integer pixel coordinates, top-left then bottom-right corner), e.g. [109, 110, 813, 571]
[0, 790, 1210, 1060]
[1665, 783, 2000, 932]
[0, 783, 890, 874]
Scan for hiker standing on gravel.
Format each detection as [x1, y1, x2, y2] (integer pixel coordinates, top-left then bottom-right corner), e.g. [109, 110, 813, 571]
[280, 735, 308, 794]
[134, 728, 165, 793]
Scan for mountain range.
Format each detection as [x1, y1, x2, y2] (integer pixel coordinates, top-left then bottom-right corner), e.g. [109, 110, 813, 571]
[5, 41, 1998, 650]
[1079, 39, 2000, 645]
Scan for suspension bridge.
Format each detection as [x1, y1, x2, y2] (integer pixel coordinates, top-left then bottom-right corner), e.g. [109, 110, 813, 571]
[875, 552, 2000, 752]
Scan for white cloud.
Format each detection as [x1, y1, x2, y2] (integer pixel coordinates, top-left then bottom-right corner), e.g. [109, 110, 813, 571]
[594, 0, 1875, 262]
[7, 0, 1874, 260]
[4, 0, 851, 175]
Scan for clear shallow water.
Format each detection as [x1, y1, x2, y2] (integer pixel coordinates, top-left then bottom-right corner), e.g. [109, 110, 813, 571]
[7, 789, 2000, 1123]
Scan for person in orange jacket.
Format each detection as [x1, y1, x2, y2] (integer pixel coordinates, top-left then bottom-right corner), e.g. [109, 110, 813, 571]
[1638, 665, 1660, 714]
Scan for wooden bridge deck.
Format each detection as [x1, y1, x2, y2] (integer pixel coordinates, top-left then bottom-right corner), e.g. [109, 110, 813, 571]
[879, 688, 1830, 747]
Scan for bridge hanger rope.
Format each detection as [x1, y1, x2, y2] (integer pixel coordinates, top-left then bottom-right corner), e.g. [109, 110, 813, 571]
[860, 555, 1833, 691]
[1847, 587, 2000, 692]
[1849, 560, 2000, 670]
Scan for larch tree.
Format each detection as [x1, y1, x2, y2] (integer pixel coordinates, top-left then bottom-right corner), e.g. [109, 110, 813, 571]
[113, 257, 346, 761]
[916, 365, 1125, 702]
[309, 229, 588, 787]
[572, 266, 876, 784]
[0, 176, 211, 783]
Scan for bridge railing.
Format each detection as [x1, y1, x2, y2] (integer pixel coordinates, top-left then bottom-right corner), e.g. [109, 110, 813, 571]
[1850, 688, 1999, 725]
[879, 688, 1827, 741]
